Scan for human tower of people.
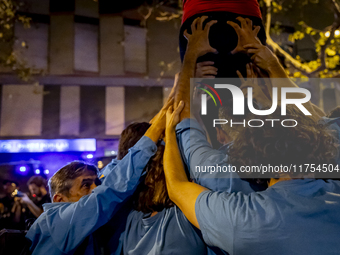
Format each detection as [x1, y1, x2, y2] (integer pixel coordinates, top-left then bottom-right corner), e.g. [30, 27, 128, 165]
[24, 1, 340, 255]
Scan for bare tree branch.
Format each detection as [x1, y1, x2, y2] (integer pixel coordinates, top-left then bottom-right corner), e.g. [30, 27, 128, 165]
[264, 0, 340, 77]
[263, 0, 312, 75]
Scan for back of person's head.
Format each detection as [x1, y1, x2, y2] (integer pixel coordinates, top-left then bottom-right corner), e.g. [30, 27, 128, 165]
[118, 122, 151, 160]
[2, 179, 18, 186]
[48, 161, 98, 201]
[133, 142, 174, 213]
[202, 15, 266, 78]
[2, 179, 18, 194]
[117, 122, 173, 213]
[27, 176, 47, 188]
[327, 106, 340, 118]
[218, 98, 251, 141]
[227, 105, 338, 178]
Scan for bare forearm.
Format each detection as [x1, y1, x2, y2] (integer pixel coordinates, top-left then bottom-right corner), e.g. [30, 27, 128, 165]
[26, 200, 43, 218]
[144, 126, 163, 143]
[13, 204, 22, 223]
[175, 50, 199, 120]
[164, 129, 189, 186]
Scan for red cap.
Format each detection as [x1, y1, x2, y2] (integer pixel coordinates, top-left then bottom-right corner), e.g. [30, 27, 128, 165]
[182, 0, 262, 24]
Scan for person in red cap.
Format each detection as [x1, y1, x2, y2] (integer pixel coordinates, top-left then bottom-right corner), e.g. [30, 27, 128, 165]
[180, 0, 267, 78]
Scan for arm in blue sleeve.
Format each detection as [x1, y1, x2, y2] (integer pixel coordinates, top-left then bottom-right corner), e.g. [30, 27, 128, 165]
[98, 158, 119, 181]
[29, 136, 157, 253]
[176, 119, 253, 194]
[195, 191, 269, 253]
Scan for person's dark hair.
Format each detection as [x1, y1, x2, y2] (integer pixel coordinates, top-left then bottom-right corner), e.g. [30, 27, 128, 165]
[218, 98, 250, 140]
[48, 161, 98, 201]
[27, 176, 47, 188]
[327, 106, 340, 118]
[227, 105, 338, 178]
[117, 122, 173, 213]
[2, 179, 19, 186]
[118, 122, 151, 160]
[133, 141, 174, 213]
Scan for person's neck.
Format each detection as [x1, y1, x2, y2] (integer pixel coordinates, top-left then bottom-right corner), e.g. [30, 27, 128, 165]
[150, 211, 158, 217]
[268, 177, 292, 187]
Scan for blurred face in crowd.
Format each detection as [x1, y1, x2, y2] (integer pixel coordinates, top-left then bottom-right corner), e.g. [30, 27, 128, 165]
[3, 182, 17, 195]
[54, 173, 98, 203]
[28, 184, 43, 198]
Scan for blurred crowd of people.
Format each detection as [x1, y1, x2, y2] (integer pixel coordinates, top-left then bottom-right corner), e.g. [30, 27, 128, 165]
[0, 177, 51, 231]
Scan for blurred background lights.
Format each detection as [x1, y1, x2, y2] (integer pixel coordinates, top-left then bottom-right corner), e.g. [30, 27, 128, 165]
[97, 161, 103, 169]
[44, 169, 49, 175]
[19, 166, 27, 172]
[35, 169, 40, 174]
[325, 31, 331, 37]
[86, 154, 94, 159]
[335, 30, 340, 36]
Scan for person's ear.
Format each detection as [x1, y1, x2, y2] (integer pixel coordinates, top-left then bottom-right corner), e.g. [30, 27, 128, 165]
[53, 193, 68, 203]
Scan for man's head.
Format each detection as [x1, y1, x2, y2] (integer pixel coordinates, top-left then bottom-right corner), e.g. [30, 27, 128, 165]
[3, 180, 18, 195]
[48, 161, 99, 203]
[27, 176, 47, 198]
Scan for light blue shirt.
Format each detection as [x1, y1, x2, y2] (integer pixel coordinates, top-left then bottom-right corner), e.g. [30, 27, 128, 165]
[26, 136, 157, 255]
[121, 206, 208, 255]
[320, 117, 340, 165]
[175, 118, 255, 194]
[196, 179, 340, 255]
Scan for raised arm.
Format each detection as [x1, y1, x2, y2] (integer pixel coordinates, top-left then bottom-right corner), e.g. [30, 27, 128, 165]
[244, 43, 325, 120]
[99, 98, 175, 181]
[164, 101, 208, 229]
[174, 16, 217, 121]
[27, 100, 174, 253]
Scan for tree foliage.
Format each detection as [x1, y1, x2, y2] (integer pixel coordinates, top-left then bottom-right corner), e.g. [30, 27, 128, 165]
[0, 0, 42, 81]
[260, 0, 340, 78]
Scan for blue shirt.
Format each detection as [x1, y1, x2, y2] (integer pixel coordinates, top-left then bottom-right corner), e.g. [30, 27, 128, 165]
[121, 207, 208, 255]
[99, 139, 225, 255]
[320, 117, 340, 164]
[176, 118, 254, 194]
[196, 179, 340, 255]
[26, 136, 157, 255]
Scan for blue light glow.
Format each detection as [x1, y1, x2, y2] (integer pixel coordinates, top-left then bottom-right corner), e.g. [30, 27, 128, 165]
[0, 139, 96, 153]
[44, 169, 49, 175]
[19, 166, 27, 172]
[86, 154, 94, 159]
[35, 169, 40, 174]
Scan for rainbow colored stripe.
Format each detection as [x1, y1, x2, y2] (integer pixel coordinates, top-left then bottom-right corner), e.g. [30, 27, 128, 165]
[198, 82, 223, 107]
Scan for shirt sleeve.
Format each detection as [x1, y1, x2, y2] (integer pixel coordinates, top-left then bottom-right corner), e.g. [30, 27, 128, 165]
[26, 135, 157, 253]
[176, 119, 254, 194]
[195, 190, 272, 254]
[98, 158, 119, 181]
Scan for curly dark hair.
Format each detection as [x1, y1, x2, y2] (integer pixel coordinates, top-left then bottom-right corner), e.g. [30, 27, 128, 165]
[118, 122, 151, 160]
[227, 105, 339, 179]
[133, 142, 174, 213]
[118, 122, 173, 213]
